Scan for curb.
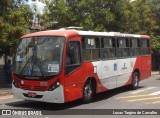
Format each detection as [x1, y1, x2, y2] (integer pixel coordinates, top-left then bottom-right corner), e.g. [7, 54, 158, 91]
[151, 72, 159, 75]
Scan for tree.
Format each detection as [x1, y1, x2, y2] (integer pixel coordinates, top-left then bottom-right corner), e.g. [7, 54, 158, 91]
[42, 0, 116, 31]
[0, 0, 33, 65]
[134, 0, 160, 49]
[42, 0, 160, 49]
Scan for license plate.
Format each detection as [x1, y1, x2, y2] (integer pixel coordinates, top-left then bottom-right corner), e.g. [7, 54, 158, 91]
[28, 92, 36, 97]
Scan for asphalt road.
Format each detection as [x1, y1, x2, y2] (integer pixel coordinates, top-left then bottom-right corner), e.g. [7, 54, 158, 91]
[0, 74, 160, 118]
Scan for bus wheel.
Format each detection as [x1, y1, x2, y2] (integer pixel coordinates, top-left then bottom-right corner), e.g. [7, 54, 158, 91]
[130, 72, 139, 90]
[82, 79, 94, 103]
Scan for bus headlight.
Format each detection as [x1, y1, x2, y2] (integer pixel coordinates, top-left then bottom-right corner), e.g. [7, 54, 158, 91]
[13, 80, 19, 88]
[48, 81, 60, 91]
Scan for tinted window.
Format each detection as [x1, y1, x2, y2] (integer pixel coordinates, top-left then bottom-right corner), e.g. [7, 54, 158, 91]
[131, 39, 138, 47]
[65, 41, 82, 75]
[66, 41, 81, 65]
[117, 38, 129, 58]
[83, 37, 100, 49]
[101, 38, 116, 59]
[102, 38, 112, 48]
[82, 37, 100, 61]
[118, 38, 126, 47]
[130, 39, 140, 56]
[141, 39, 150, 55]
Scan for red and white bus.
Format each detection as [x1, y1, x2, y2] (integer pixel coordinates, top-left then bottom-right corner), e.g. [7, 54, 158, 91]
[12, 27, 151, 103]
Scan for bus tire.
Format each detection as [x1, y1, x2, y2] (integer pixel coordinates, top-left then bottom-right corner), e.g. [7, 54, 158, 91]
[130, 72, 139, 90]
[82, 79, 94, 103]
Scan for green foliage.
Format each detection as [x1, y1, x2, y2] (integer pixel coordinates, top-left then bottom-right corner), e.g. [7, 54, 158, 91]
[42, 0, 115, 31]
[1, 0, 160, 60]
[0, 0, 33, 58]
[41, 0, 160, 49]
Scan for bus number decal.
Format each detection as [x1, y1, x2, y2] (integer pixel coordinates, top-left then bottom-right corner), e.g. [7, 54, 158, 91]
[48, 64, 59, 72]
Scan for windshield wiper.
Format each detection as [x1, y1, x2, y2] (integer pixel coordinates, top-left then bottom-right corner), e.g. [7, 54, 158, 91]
[34, 57, 46, 78]
[19, 56, 32, 75]
[19, 56, 46, 78]
[19, 43, 46, 78]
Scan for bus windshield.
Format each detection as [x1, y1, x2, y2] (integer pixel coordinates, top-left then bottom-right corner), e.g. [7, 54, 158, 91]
[13, 36, 65, 77]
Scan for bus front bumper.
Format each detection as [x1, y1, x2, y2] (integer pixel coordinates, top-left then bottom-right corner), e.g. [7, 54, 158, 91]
[12, 84, 64, 103]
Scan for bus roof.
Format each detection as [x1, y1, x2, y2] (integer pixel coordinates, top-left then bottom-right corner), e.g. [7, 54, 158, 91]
[21, 30, 150, 39]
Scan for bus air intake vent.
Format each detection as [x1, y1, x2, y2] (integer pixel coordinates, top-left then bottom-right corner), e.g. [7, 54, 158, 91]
[21, 85, 47, 91]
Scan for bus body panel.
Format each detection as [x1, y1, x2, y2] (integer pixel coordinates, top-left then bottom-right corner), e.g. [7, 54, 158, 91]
[64, 62, 107, 102]
[12, 74, 61, 91]
[92, 58, 137, 89]
[117, 58, 132, 87]
[101, 59, 117, 89]
[141, 56, 151, 80]
[12, 74, 66, 103]
[64, 66, 84, 102]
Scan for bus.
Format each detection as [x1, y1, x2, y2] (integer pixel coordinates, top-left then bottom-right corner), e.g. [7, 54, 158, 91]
[12, 27, 151, 103]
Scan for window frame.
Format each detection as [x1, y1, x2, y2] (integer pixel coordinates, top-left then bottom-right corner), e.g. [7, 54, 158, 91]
[116, 37, 130, 59]
[65, 40, 82, 66]
[81, 36, 101, 62]
[81, 35, 151, 61]
[140, 38, 151, 56]
[100, 37, 117, 60]
[129, 38, 141, 57]
[65, 40, 82, 76]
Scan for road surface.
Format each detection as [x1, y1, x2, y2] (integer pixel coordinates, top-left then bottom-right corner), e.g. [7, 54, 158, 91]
[0, 74, 159, 118]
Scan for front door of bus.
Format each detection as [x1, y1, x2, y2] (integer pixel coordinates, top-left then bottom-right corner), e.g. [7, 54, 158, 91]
[65, 41, 83, 101]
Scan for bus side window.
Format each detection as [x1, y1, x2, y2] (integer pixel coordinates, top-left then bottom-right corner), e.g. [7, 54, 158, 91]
[66, 41, 81, 65]
[65, 41, 81, 75]
[101, 38, 116, 59]
[82, 37, 100, 61]
[141, 39, 150, 55]
[130, 39, 140, 57]
[117, 38, 129, 58]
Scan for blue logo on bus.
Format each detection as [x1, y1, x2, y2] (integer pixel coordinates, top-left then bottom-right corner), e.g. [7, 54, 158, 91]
[114, 63, 117, 71]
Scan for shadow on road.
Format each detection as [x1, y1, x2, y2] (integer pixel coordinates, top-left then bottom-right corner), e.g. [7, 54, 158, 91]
[156, 78, 160, 80]
[92, 86, 144, 103]
[6, 86, 145, 110]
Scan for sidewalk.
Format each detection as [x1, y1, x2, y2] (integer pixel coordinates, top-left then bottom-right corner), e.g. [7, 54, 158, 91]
[151, 71, 159, 75]
[0, 69, 11, 87]
[0, 87, 12, 96]
[0, 67, 12, 97]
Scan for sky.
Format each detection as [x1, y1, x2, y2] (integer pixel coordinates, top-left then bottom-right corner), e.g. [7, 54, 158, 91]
[26, 0, 45, 14]
[130, 0, 135, 2]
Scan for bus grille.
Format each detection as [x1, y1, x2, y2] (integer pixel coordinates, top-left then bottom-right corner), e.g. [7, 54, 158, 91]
[21, 85, 47, 91]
